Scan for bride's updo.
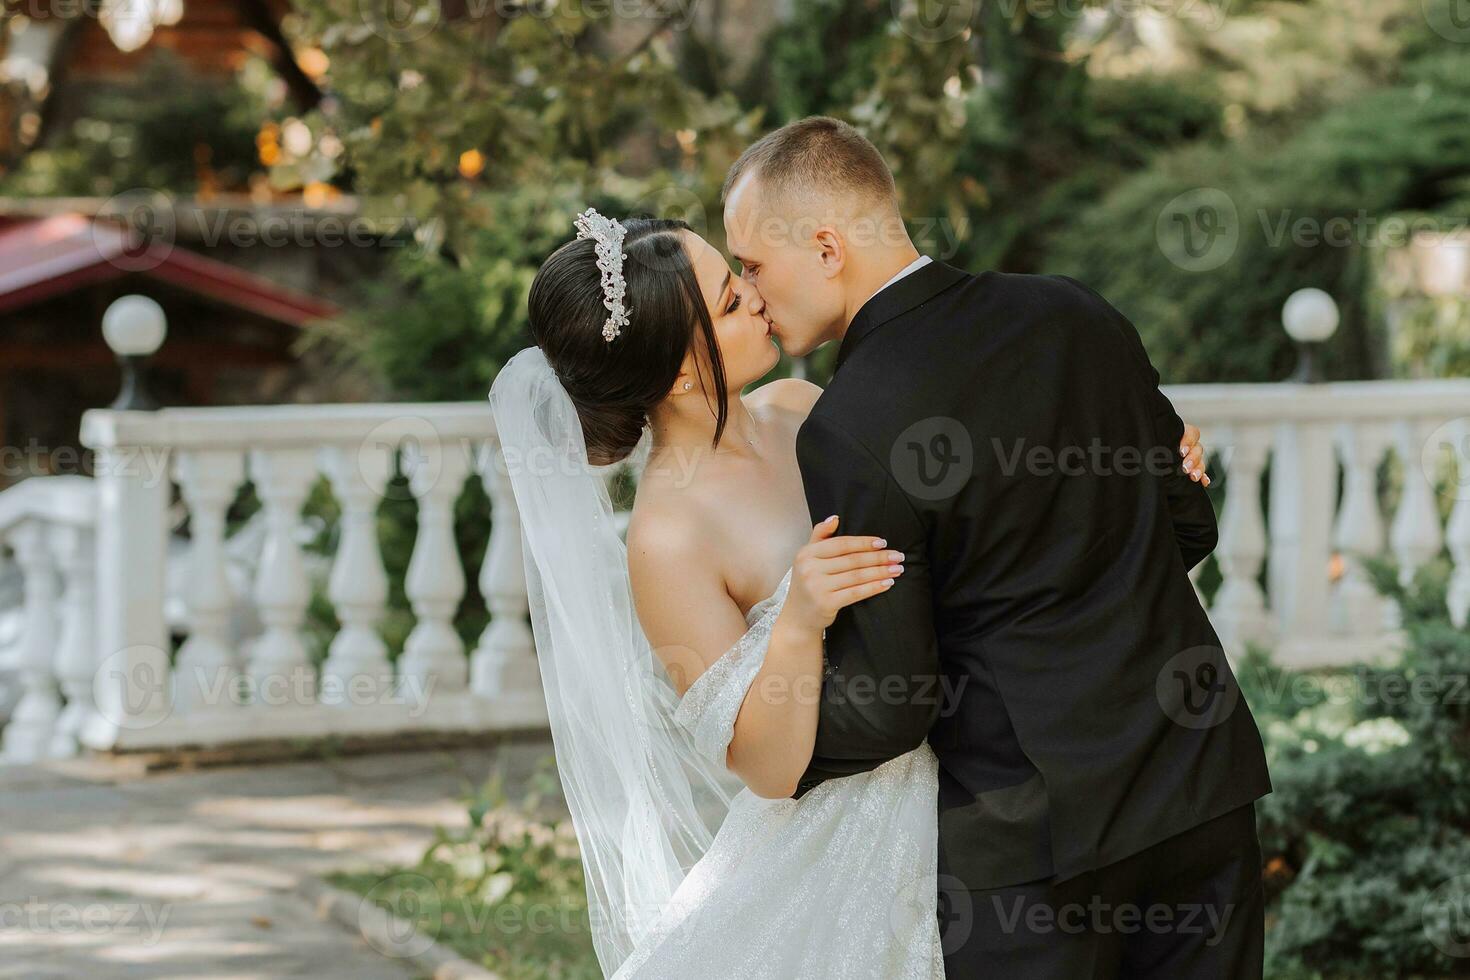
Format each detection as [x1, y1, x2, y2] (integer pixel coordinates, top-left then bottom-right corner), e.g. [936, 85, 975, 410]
[527, 216, 729, 465]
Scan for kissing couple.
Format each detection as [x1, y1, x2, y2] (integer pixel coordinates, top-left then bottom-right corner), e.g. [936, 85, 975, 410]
[489, 116, 1272, 979]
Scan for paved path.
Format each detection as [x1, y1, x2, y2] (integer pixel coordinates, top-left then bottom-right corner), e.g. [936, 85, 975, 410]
[0, 737, 560, 979]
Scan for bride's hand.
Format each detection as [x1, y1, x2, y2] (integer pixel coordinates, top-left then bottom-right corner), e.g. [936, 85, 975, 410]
[781, 516, 906, 634]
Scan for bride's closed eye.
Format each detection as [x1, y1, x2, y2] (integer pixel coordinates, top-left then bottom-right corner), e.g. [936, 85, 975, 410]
[726, 292, 742, 315]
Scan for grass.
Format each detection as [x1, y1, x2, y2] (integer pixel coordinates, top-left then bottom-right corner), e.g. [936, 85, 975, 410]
[328, 756, 601, 979]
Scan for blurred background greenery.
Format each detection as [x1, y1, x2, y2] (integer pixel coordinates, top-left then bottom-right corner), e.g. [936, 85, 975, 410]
[9, 0, 1470, 395]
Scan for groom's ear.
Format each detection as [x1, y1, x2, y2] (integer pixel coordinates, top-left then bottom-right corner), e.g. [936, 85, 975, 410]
[813, 227, 845, 278]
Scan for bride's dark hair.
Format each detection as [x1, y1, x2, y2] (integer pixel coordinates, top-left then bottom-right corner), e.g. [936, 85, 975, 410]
[527, 217, 729, 465]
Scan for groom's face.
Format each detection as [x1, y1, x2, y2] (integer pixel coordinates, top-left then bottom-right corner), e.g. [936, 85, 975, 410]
[723, 173, 843, 358]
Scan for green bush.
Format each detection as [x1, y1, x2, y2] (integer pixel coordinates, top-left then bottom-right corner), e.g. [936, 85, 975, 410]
[1245, 560, 1470, 978]
[1045, 50, 1470, 384]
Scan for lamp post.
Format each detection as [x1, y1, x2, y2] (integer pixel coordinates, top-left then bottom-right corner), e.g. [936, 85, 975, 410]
[1282, 287, 1339, 384]
[101, 295, 167, 410]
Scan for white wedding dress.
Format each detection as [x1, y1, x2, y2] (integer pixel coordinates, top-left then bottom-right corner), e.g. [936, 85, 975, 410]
[611, 571, 946, 979]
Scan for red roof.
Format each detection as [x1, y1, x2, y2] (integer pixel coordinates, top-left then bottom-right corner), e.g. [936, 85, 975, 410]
[0, 213, 340, 323]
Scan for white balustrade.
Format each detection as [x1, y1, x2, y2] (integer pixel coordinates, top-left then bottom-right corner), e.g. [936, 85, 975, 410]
[60, 402, 549, 753]
[9, 378, 1470, 761]
[247, 447, 319, 703]
[402, 435, 471, 694]
[0, 476, 96, 762]
[173, 450, 245, 712]
[470, 441, 539, 703]
[1210, 425, 1272, 654]
[1330, 423, 1391, 637]
[320, 445, 392, 703]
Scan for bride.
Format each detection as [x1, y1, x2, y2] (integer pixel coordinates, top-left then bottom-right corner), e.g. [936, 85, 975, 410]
[489, 208, 1206, 978]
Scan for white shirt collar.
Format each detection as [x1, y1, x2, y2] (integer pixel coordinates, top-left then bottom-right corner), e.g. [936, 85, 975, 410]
[872, 254, 932, 302]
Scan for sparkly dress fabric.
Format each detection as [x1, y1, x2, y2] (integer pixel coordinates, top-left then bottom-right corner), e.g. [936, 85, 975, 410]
[610, 571, 946, 979]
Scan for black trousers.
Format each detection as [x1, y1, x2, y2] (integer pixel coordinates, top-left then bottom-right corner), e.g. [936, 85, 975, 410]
[939, 804, 1264, 979]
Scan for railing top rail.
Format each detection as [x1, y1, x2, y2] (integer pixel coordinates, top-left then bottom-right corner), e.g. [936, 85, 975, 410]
[81, 402, 498, 451]
[72, 377, 1470, 454]
[1164, 378, 1470, 424]
[0, 475, 96, 536]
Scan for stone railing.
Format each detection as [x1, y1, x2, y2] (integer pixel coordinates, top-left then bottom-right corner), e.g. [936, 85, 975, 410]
[3, 403, 555, 760]
[1169, 379, 1470, 666]
[3, 379, 1470, 760]
[0, 476, 97, 761]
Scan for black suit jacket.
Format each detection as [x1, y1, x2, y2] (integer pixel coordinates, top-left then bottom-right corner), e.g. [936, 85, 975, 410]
[791, 261, 1271, 891]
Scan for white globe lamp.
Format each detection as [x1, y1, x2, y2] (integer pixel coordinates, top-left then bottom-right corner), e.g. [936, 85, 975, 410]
[102, 294, 167, 409]
[1282, 288, 1338, 383]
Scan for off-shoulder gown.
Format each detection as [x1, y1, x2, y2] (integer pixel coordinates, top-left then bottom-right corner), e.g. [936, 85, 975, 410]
[611, 571, 946, 979]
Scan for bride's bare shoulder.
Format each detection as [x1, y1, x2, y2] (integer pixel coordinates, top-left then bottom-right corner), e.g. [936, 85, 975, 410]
[747, 377, 823, 419]
[626, 484, 719, 583]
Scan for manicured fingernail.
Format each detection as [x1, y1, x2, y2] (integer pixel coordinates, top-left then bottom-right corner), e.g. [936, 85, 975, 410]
[888, 564, 904, 574]
[881, 578, 895, 587]
[1180, 446, 1188, 456]
[872, 538, 886, 548]
[886, 551, 904, 562]
[824, 515, 838, 524]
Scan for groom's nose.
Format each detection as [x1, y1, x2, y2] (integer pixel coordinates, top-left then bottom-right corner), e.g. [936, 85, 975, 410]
[747, 286, 767, 318]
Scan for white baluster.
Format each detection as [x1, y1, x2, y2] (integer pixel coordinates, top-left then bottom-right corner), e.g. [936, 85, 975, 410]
[49, 522, 96, 757]
[1390, 419, 1444, 587]
[321, 444, 392, 705]
[247, 448, 318, 706]
[1268, 419, 1337, 659]
[1441, 418, 1470, 626]
[1211, 426, 1273, 655]
[471, 440, 539, 701]
[402, 438, 470, 692]
[1330, 423, 1391, 637]
[1, 520, 61, 761]
[174, 450, 245, 713]
[84, 436, 172, 750]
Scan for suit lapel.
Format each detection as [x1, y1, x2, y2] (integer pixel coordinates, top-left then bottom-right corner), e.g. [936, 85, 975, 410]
[832, 260, 970, 373]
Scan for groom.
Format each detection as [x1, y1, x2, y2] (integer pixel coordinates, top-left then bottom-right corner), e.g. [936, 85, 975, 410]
[721, 117, 1272, 978]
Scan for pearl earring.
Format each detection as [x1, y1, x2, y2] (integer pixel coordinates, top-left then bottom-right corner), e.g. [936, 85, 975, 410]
[683, 382, 693, 391]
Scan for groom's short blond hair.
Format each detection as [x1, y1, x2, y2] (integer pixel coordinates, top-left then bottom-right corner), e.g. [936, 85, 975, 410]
[721, 116, 898, 212]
